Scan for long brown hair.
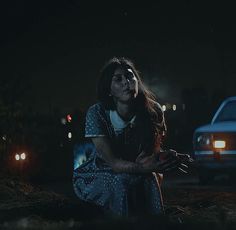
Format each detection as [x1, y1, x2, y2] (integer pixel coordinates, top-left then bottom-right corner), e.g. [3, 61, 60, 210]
[97, 57, 166, 153]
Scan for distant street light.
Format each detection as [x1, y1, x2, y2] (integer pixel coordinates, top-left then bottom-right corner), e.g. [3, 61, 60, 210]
[20, 153, 26, 160]
[15, 154, 20, 161]
[61, 118, 67, 125]
[67, 114, 72, 123]
[162, 105, 166, 112]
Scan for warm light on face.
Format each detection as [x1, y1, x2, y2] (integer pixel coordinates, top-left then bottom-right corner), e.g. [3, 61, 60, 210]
[15, 154, 20, 161]
[213, 140, 226, 149]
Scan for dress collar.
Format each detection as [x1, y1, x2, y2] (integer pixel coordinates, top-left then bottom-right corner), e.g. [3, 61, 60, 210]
[109, 110, 136, 130]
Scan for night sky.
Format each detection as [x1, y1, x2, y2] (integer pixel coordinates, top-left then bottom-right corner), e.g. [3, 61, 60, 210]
[1, 1, 236, 113]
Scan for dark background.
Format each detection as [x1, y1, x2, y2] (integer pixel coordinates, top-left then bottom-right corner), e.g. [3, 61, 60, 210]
[1, 0, 236, 181]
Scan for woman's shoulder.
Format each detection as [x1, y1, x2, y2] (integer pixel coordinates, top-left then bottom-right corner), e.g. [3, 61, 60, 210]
[86, 102, 108, 121]
[87, 102, 106, 113]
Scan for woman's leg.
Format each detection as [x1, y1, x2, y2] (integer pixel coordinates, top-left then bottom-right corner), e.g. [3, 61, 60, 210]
[109, 173, 145, 216]
[144, 172, 164, 215]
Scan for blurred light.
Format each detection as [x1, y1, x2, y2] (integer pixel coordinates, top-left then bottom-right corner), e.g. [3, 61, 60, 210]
[61, 118, 66, 125]
[162, 105, 166, 111]
[68, 132, 72, 139]
[182, 104, 186, 111]
[21, 153, 26, 160]
[166, 103, 171, 109]
[2, 135, 6, 141]
[173, 104, 177, 111]
[15, 154, 20, 161]
[213, 140, 226, 149]
[67, 114, 72, 123]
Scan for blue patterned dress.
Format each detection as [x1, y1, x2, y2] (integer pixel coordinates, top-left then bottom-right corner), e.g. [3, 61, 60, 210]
[73, 103, 164, 216]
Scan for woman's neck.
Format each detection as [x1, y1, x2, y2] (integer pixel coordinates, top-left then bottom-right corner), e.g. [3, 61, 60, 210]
[115, 101, 135, 121]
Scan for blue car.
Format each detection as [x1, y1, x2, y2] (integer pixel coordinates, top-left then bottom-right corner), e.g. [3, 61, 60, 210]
[193, 96, 236, 184]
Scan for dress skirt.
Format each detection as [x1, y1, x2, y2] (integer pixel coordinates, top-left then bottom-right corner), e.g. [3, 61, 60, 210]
[73, 155, 164, 216]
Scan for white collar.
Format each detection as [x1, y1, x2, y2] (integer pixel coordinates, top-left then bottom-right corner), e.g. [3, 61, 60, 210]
[109, 110, 136, 130]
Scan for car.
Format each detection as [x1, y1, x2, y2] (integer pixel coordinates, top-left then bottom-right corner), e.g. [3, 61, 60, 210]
[192, 96, 236, 184]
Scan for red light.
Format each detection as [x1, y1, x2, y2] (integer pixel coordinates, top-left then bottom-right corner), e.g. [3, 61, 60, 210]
[67, 114, 72, 122]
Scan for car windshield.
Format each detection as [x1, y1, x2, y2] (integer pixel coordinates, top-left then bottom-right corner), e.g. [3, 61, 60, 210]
[214, 101, 236, 122]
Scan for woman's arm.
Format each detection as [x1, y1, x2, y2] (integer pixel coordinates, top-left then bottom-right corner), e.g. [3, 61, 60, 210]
[92, 137, 178, 174]
[92, 137, 143, 173]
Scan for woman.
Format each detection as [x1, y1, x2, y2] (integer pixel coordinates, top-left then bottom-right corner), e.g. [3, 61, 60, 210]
[73, 57, 190, 216]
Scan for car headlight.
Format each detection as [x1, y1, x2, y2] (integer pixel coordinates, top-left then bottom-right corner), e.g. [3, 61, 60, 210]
[213, 140, 226, 149]
[15, 154, 20, 161]
[20, 153, 26, 160]
[196, 134, 211, 145]
[194, 133, 212, 150]
[15, 152, 27, 161]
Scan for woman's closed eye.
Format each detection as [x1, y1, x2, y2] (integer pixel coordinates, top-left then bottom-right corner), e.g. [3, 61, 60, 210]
[113, 74, 123, 82]
[125, 72, 135, 81]
[113, 73, 135, 82]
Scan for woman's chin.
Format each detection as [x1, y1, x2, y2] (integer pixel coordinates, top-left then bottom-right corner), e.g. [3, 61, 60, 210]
[121, 95, 136, 102]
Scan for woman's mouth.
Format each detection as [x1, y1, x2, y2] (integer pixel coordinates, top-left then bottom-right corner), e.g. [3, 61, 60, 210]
[123, 88, 131, 93]
[123, 89, 131, 94]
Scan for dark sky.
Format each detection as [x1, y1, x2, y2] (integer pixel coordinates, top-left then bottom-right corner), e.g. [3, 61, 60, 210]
[1, 1, 236, 113]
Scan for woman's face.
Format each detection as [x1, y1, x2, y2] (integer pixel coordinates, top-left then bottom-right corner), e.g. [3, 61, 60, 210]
[110, 67, 139, 103]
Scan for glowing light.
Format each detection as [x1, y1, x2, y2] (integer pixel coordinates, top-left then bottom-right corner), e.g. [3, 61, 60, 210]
[67, 114, 72, 123]
[15, 154, 20, 161]
[213, 140, 226, 149]
[166, 103, 171, 110]
[162, 105, 166, 111]
[173, 104, 177, 111]
[21, 153, 26, 160]
[68, 132, 72, 139]
[61, 118, 66, 125]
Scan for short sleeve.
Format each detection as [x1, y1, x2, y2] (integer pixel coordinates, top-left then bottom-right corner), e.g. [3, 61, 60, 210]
[85, 104, 107, 137]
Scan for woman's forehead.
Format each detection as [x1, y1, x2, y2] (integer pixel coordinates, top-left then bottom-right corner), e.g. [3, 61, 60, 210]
[113, 67, 133, 74]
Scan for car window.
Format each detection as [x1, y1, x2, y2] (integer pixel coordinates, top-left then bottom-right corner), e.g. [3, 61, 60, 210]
[214, 101, 236, 122]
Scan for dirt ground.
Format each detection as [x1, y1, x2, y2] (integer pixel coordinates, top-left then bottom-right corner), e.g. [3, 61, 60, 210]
[162, 170, 236, 226]
[1, 169, 236, 230]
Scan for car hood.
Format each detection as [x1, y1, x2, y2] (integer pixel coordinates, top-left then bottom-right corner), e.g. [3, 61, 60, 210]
[195, 121, 236, 133]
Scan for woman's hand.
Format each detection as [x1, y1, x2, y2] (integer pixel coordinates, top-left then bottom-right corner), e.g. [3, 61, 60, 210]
[135, 149, 194, 174]
[159, 149, 194, 174]
[135, 151, 180, 173]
